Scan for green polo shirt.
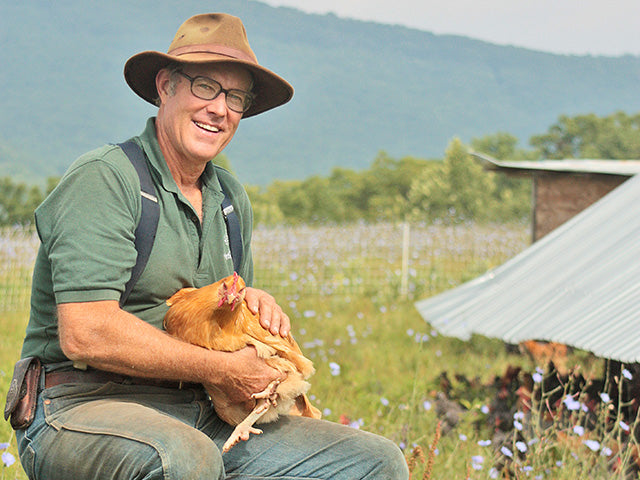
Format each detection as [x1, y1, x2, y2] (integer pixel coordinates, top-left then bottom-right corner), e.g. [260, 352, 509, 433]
[21, 117, 254, 363]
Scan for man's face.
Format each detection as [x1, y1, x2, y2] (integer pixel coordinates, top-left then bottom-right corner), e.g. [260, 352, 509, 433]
[155, 63, 252, 166]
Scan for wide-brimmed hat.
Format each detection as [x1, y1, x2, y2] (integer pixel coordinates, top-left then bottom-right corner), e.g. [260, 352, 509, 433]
[124, 13, 293, 118]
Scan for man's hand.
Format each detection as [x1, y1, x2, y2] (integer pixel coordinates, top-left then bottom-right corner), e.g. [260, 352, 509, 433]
[214, 346, 284, 411]
[244, 287, 290, 337]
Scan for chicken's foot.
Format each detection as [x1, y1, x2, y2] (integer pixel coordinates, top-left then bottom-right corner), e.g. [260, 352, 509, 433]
[251, 378, 280, 404]
[222, 380, 280, 453]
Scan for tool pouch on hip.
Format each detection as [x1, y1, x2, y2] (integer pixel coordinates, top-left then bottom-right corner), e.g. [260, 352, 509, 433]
[4, 357, 42, 430]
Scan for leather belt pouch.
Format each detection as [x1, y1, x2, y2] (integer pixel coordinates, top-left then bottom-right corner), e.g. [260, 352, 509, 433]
[4, 357, 42, 430]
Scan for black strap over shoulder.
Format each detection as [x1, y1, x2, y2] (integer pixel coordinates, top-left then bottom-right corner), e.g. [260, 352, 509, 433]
[221, 195, 243, 273]
[117, 140, 243, 306]
[118, 140, 160, 306]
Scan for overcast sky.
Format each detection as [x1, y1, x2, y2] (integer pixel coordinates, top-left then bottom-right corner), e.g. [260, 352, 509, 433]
[260, 0, 640, 56]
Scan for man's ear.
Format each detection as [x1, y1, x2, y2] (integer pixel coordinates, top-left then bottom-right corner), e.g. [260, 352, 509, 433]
[155, 69, 172, 103]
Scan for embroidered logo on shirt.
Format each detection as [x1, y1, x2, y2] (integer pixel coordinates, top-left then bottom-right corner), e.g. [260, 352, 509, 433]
[141, 191, 158, 203]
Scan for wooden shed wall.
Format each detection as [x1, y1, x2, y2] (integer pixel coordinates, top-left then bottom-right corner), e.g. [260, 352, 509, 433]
[533, 173, 629, 241]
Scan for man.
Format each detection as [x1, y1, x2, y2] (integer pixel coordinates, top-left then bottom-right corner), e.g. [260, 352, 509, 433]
[11, 13, 409, 479]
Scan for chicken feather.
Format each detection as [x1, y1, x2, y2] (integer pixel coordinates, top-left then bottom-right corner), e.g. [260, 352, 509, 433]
[164, 273, 321, 452]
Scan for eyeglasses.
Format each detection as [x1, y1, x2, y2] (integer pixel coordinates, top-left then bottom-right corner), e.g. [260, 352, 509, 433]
[176, 71, 254, 113]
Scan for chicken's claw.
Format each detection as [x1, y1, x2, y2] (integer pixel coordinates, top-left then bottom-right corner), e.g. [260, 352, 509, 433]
[222, 399, 270, 453]
[222, 381, 282, 452]
[222, 424, 264, 453]
[251, 379, 280, 405]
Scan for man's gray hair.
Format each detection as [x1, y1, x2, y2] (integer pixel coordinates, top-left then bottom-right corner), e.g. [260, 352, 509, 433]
[154, 62, 182, 107]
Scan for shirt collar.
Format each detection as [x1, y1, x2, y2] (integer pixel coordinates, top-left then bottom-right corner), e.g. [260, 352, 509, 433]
[137, 117, 224, 201]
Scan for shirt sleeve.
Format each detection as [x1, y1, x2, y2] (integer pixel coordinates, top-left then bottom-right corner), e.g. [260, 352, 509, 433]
[35, 147, 141, 304]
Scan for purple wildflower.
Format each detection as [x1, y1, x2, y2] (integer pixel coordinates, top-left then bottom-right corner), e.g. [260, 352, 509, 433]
[563, 395, 581, 411]
[2, 451, 16, 468]
[583, 439, 600, 452]
[500, 446, 513, 458]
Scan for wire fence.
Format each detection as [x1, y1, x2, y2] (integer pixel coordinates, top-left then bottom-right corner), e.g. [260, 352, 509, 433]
[0, 222, 529, 313]
[252, 221, 529, 301]
[0, 226, 40, 313]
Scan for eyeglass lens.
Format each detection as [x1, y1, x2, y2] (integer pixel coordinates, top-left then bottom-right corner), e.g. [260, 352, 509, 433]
[179, 72, 252, 113]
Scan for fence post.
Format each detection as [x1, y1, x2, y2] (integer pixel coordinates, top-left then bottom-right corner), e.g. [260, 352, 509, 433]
[400, 221, 410, 298]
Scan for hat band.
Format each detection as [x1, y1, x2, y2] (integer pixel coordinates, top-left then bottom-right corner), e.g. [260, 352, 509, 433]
[168, 44, 256, 64]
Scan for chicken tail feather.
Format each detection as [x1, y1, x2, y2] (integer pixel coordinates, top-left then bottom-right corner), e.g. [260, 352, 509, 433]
[290, 394, 322, 419]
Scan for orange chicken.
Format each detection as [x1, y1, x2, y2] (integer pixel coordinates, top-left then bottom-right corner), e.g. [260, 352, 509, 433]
[164, 273, 320, 452]
[519, 340, 569, 374]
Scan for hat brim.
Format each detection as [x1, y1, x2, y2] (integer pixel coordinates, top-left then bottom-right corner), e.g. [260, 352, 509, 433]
[124, 51, 293, 118]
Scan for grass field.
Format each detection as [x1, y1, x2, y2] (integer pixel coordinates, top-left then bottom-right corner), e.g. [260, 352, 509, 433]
[2, 223, 638, 479]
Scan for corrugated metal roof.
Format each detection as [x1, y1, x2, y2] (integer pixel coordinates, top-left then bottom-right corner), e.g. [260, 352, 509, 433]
[473, 153, 640, 176]
[415, 173, 640, 362]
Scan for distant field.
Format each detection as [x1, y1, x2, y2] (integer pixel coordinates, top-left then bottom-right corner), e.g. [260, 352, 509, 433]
[3, 222, 635, 479]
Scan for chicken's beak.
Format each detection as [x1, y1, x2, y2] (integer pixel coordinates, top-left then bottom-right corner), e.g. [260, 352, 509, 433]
[217, 273, 245, 310]
[230, 287, 246, 311]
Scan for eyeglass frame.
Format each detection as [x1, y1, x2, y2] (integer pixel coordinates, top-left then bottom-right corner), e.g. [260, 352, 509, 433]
[175, 71, 255, 113]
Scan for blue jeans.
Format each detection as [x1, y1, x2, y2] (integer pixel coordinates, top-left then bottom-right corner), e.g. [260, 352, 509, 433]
[16, 382, 408, 479]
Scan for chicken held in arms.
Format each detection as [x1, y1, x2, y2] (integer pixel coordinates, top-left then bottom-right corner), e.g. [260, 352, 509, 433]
[164, 273, 321, 452]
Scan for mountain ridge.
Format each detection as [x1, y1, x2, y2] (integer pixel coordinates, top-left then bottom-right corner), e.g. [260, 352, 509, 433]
[2, 0, 639, 184]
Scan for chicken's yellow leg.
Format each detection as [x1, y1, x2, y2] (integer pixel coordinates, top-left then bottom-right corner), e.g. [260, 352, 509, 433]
[222, 380, 280, 452]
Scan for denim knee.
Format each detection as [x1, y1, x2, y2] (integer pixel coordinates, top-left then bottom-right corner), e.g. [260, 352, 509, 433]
[17, 393, 225, 480]
[362, 435, 409, 479]
[152, 430, 224, 480]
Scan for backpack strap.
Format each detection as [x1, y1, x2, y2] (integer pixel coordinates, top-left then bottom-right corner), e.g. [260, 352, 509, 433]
[117, 140, 244, 306]
[117, 140, 160, 307]
[221, 194, 243, 273]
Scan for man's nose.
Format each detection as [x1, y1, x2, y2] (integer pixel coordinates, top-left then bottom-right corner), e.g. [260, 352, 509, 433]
[206, 92, 228, 115]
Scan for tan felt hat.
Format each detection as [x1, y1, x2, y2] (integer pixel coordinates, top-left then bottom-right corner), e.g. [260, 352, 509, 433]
[124, 13, 293, 118]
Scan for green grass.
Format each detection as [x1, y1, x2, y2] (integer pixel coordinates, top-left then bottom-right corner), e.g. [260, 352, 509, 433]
[1, 312, 28, 480]
[2, 298, 525, 479]
[284, 295, 639, 479]
[3, 298, 633, 480]
[2, 222, 637, 479]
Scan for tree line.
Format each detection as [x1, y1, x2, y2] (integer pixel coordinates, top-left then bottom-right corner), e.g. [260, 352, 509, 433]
[248, 111, 640, 225]
[1, 111, 639, 227]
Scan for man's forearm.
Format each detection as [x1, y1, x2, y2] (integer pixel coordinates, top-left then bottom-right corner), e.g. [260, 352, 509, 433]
[56, 300, 281, 404]
[57, 300, 224, 383]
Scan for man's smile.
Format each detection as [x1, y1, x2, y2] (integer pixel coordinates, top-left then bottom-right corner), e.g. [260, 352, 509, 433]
[194, 121, 220, 133]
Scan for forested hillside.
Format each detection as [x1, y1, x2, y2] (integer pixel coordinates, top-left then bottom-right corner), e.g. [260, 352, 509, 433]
[2, 1, 639, 184]
[3, 112, 639, 227]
